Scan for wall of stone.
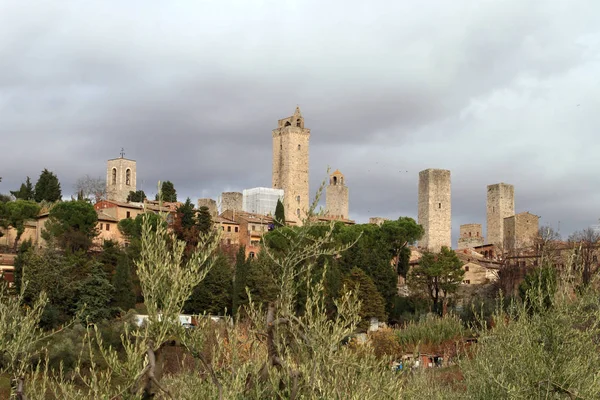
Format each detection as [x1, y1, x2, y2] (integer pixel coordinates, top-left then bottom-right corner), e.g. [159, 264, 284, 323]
[197, 198, 217, 218]
[221, 192, 243, 212]
[106, 158, 136, 203]
[417, 169, 451, 253]
[458, 236, 485, 250]
[272, 111, 310, 225]
[504, 212, 539, 251]
[486, 183, 515, 247]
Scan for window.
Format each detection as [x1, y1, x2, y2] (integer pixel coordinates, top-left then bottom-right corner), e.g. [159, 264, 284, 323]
[297, 144, 301, 150]
[126, 211, 131, 218]
[235, 227, 238, 232]
[111, 168, 117, 185]
[438, 203, 441, 209]
[296, 208, 300, 217]
[106, 223, 110, 231]
[126, 169, 131, 186]
[469, 232, 472, 237]
[252, 225, 256, 231]
[333, 176, 338, 185]
[463, 280, 470, 284]
[296, 119, 301, 127]
[249, 252, 255, 259]
[464, 266, 469, 272]
[296, 195, 300, 202]
[227, 226, 231, 232]
[221, 226, 225, 231]
[285, 121, 291, 127]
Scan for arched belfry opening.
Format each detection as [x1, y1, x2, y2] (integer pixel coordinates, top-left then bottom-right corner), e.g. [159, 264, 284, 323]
[333, 176, 338, 185]
[111, 168, 117, 185]
[285, 121, 291, 127]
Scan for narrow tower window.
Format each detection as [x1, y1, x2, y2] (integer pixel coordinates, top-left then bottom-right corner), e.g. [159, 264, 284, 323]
[296, 208, 300, 217]
[296, 119, 301, 127]
[111, 168, 117, 185]
[438, 203, 441, 209]
[126, 169, 131, 186]
[296, 195, 300, 202]
[333, 176, 338, 185]
[297, 144, 301, 150]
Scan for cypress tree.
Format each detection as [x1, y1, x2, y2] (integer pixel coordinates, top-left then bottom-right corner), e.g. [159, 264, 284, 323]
[34, 169, 62, 202]
[112, 254, 136, 312]
[274, 198, 285, 227]
[197, 206, 212, 234]
[232, 245, 250, 316]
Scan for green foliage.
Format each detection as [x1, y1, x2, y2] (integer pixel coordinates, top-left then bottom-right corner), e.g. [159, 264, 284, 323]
[408, 246, 465, 314]
[519, 265, 557, 313]
[395, 313, 466, 349]
[197, 205, 212, 234]
[10, 177, 35, 200]
[274, 198, 285, 227]
[155, 180, 177, 202]
[127, 190, 147, 202]
[184, 253, 233, 315]
[460, 283, 600, 398]
[344, 267, 387, 330]
[232, 245, 250, 316]
[13, 239, 32, 294]
[0, 200, 40, 250]
[380, 217, 423, 277]
[43, 200, 98, 252]
[76, 264, 115, 322]
[118, 212, 164, 241]
[177, 197, 196, 229]
[111, 254, 136, 312]
[34, 168, 62, 202]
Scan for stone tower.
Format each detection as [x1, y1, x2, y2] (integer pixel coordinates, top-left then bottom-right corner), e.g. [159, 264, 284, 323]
[417, 169, 451, 253]
[486, 183, 515, 247]
[457, 223, 484, 250]
[197, 198, 218, 218]
[221, 192, 243, 213]
[326, 170, 349, 220]
[272, 107, 310, 225]
[106, 154, 136, 203]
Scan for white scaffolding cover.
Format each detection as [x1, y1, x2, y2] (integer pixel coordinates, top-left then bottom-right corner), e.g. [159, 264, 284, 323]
[242, 187, 284, 215]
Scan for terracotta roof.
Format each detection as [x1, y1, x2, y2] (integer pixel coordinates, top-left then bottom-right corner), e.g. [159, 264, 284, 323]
[97, 211, 119, 222]
[331, 169, 343, 175]
[214, 216, 239, 225]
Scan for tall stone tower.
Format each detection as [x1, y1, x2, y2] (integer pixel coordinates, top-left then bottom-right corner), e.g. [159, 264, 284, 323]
[486, 183, 515, 247]
[418, 169, 451, 253]
[272, 107, 310, 224]
[326, 169, 349, 220]
[106, 153, 136, 203]
[221, 192, 243, 213]
[457, 223, 484, 250]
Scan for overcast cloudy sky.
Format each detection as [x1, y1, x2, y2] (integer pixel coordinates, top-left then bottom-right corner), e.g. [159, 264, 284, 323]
[1, 0, 599, 245]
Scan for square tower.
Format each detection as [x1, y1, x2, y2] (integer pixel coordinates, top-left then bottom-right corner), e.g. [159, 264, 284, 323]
[326, 169, 349, 220]
[504, 212, 539, 251]
[457, 223, 484, 250]
[418, 169, 451, 253]
[272, 107, 310, 225]
[486, 183, 515, 247]
[106, 155, 136, 203]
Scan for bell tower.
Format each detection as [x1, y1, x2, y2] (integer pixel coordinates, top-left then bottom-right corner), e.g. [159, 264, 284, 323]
[272, 107, 310, 225]
[106, 149, 136, 203]
[326, 169, 349, 220]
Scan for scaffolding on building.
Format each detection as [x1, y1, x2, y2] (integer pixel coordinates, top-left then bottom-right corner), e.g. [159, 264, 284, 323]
[242, 187, 284, 216]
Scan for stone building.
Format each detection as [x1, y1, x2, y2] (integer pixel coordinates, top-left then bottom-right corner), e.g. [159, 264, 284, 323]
[197, 198, 218, 218]
[504, 212, 540, 251]
[486, 183, 514, 247]
[457, 223, 484, 250]
[417, 169, 451, 253]
[272, 106, 310, 225]
[106, 155, 136, 203]
[325, 169, 349, 220]
[369, 217, 389, 226]
[221, 192, 243, 212]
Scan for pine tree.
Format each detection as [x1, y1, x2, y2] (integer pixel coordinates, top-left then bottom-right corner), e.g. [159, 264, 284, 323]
[184, 253, 233, 315]
[127, 190, 147, 202]
[34, 169, 62, 202]
[274, 198, 286, 227]
[344, 267, 387, 330]
[155, 181, 176, 202]
[10, 177, 35, 200]
[197, 205, 212, 234]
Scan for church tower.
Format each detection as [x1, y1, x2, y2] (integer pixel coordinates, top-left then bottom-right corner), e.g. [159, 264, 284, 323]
[326, 169, 349, 220]
[106, 151, 136, 203]
[272, 107, 310, 224]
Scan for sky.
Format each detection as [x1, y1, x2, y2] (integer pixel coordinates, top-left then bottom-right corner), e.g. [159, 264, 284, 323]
[1, 0, 599, 246]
